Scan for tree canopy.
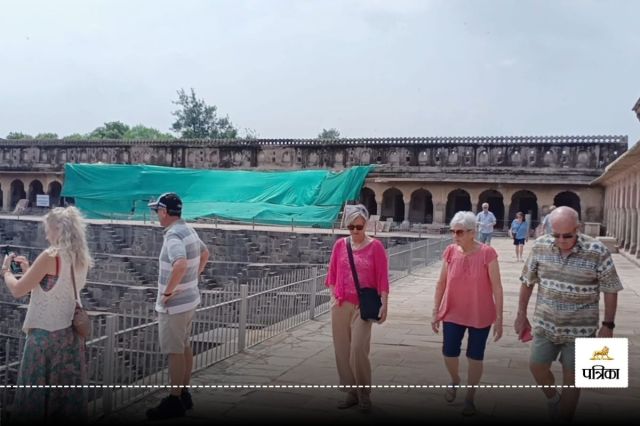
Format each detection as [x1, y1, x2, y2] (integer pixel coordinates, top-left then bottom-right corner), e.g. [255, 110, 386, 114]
[171, 88, 238, 139]
[318, 128, 341, 139]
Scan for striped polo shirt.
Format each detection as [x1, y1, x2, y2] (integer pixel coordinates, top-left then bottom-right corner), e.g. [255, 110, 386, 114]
[156, 220, 207, 314]
[520, 234, 623, 344]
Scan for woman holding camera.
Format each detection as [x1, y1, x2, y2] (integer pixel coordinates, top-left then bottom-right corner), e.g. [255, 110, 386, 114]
[326, 204, 389, 412]
[1, 206, 92, 423]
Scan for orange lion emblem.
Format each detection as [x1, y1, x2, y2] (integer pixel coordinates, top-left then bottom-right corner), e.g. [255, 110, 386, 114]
[590, 346, 613, 360]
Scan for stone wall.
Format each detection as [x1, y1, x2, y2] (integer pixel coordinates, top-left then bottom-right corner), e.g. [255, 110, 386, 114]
[0, 136, 627, 172]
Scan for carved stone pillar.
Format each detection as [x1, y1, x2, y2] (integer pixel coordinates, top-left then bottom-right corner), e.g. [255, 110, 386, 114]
[1, 182, 11, 211]
[434, 202, 446, 225]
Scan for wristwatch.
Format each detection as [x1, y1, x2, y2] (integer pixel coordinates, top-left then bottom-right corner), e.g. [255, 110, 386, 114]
[601, 321, 615, 329]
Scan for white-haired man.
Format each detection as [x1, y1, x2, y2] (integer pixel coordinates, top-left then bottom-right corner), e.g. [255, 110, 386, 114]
[515, 206, 622, 422]
[476, 203, 497, 245]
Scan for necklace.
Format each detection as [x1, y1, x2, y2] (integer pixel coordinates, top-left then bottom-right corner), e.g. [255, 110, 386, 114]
[350, 237, 369, 250]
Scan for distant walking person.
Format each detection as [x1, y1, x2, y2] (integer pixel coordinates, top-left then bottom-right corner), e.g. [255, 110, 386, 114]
[146, 193, 210, 420]
[432, 211, 503, 417]
[509, 211, 529, 261]
[476, 203, 497, 245]
[515, 206, 622, 422]
[326, 204, 389, 412]
[541, 205, 556, 235]
[2, 206, 92, 423]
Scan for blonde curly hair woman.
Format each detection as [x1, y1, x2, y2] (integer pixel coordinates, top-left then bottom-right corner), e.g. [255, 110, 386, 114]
[2, 206, 93, 423]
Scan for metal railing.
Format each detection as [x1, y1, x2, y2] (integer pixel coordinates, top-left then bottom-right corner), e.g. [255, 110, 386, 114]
[0, 236, 451, 421]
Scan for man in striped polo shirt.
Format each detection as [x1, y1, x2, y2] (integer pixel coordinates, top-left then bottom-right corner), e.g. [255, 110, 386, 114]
[515, 206, 622, 423]
[146, 193, 210, 420]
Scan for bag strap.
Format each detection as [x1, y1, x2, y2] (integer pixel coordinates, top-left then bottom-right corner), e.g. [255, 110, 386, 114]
[345, 237, 362, 296]
[70, 261, 80, 304]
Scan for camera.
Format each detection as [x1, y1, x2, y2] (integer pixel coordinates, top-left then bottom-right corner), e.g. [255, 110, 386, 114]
[1, 245, 23, 274]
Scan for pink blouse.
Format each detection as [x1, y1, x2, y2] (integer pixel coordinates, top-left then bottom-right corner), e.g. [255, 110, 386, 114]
[326, 237, 390, 306]
[436, 244, 498, 329]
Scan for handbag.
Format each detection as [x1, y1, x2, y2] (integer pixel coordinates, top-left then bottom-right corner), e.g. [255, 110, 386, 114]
[346, 237, 382, 321]
[70, 263, 91, 339]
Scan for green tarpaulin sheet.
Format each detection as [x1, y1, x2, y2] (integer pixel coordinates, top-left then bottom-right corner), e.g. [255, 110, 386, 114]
[61, 163, 373, 228]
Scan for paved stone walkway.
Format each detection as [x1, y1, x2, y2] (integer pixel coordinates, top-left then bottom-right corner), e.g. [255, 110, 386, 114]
[103, 237, 640, 424]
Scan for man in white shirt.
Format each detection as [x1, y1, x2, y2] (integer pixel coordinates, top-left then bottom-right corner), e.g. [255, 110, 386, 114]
[476, 203, 497, 245]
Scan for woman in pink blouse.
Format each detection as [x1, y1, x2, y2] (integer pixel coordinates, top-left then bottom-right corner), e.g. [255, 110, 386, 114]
[326, 204, 389, 412]
[431, 211, 503, 417]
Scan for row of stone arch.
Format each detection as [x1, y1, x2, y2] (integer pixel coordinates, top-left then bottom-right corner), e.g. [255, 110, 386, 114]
[0, 179, 63, 211]
[360, 187, 582, 227]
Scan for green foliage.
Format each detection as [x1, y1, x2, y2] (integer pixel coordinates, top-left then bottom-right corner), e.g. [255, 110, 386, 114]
[35, 132, 58, 139]
[62, 133, 86, 140]
[5, 132, 33, 139]
[123, 125, 174, 140]
[171, 88, 238, 139]
[88, 121, 130, 139]
[318, 128, 340, 139]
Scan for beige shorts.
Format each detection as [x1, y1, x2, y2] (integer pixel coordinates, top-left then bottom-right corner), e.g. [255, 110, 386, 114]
[158, 309, 195, 354]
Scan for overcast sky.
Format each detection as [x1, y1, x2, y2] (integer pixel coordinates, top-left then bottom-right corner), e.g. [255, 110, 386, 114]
[1, 0, 639, 144]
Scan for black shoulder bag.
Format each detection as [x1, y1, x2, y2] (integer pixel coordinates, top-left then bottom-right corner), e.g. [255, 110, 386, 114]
[346, 237, 382, 321]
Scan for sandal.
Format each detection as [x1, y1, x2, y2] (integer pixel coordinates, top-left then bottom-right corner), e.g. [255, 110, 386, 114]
[444, 383, 457, 403]
[462, 399, 476, 416]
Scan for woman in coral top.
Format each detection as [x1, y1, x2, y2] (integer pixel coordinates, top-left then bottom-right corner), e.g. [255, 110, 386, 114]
[326, 204, 389, 412]
[431, 211, 503, 417]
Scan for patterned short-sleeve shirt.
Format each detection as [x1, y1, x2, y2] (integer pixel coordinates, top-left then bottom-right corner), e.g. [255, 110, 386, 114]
[520, 233, 623, 344]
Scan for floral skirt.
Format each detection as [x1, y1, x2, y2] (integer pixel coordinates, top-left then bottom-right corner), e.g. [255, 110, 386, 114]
[12, 327, 88, 424]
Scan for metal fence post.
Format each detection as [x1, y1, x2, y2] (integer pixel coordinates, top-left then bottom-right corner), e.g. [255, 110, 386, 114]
[309, 267, 318, 320]
[238, 284, 248, 352]
[102, 314, 117, 415]
[425, 240, 430, 266]
[408, 242, 413, 274]
[2, 341, 10, 425]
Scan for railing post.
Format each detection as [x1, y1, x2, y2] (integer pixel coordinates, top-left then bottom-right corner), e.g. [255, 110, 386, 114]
[2, 341, 10, 425]
[238, 284, 248, 352]
[102, 314, 117, 415]
[408, 242, 413, 274]
[425, 239, 430, 266]
[309, 267, 318, 320]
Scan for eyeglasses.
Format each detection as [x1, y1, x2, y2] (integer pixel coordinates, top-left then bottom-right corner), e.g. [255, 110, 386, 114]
[552, 233, 576, 240]
[347, 225, 364, 231]
[449, 229, 470, 236]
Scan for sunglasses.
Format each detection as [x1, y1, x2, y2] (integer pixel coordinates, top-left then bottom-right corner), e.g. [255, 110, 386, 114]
[449, 229, 470, 236]
[552, 233, 576, 240]
[347, 225, 364, 231]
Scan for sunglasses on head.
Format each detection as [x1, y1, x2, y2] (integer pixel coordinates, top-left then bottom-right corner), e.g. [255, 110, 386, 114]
[552, 232, 576, 240]
[449, 229, 470, 236]
[347, 224, 364, 231]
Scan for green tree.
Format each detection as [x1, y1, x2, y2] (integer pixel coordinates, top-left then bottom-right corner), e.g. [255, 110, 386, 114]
[5, 132, 33, 139]
[318, 128, 340, 139]
[63, 133, 87, 140]
[242, 128, 258, 140]
[88, 121, 130, 139]
[124, 125, 174, 140]
[35, 132, 58, 139]
[171, 88, 238, 139]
